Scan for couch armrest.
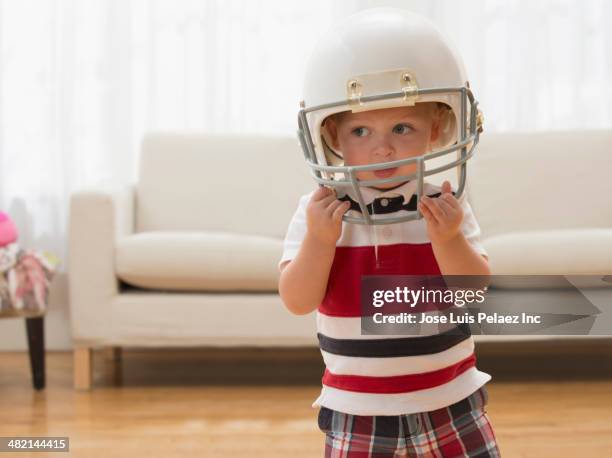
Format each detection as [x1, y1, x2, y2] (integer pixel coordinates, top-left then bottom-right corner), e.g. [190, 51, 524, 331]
[68, 185, 135, 342]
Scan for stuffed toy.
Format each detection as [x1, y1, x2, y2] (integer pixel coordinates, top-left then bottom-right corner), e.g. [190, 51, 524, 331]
[0, 212, 59, 316]
[0, 211, 18, 247]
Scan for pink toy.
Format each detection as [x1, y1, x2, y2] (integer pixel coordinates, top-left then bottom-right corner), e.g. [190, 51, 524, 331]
[0, 212, 18, 247]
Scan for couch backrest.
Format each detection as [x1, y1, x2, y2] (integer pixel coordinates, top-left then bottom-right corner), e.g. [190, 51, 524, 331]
[137, 133, 316, 238]
[467, 129, 612, 239]
[138, 130, 612, 240]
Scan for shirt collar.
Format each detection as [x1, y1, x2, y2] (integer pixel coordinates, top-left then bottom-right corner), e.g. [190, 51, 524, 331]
[335, 179, 418, 206]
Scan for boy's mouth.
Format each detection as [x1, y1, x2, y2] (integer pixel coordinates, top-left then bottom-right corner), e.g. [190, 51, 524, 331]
[373, 167, 398, 178]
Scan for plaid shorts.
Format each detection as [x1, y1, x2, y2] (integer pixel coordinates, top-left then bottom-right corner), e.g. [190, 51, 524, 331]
[317, 385, 500, 457]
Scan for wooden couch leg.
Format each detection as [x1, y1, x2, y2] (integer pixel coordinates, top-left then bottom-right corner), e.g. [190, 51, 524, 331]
[104, 346, 122, 363]
[74, 346, 93, 390]
[25, 317, 45, 390]
[103, 346, 123, 386]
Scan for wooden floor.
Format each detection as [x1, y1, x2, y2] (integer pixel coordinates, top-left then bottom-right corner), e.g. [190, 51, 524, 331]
[1, 343, 612, 457]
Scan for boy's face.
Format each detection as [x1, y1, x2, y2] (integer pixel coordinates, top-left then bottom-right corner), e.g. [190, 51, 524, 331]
[324, 103, 441, 189]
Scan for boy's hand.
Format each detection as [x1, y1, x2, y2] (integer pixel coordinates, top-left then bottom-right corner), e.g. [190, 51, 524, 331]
[418, 180, 464, 245]
[306, 186, 351, 246]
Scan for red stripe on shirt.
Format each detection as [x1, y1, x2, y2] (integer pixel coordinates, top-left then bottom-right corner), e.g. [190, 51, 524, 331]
[320, 243, 444, 317]
[322, 353, 476, 394]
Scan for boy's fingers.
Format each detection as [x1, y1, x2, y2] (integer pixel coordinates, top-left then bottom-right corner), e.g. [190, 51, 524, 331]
[436, 198, 455, 215]
[422, 196, 446, 219]
[312, 186, 334, 201]
[440, 192, 460, 209]
[418, 201, 436, 223]
[326, 198, 344, 215]
[332, 201, 351, 221]
[441, 180, 452, 194]
[312, 187, 326, 200]
[329, 199, 350, 214]
[319, 194, 338, 208]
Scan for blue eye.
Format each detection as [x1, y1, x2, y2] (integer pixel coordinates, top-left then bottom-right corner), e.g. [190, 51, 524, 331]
[393, 123, 413, 135]
[351, 127, 370, 137]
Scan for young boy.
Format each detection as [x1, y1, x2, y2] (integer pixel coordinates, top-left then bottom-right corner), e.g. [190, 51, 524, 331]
[279, 8, 501, 457]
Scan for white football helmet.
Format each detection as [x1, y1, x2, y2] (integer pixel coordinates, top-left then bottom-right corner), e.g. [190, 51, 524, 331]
[297, 7, 483, 225]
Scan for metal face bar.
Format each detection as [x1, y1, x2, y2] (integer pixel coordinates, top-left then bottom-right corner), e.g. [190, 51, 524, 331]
[348, 168, 372, 225]
[306, 135, 475, 173]
[416, 157, 424, 218]
[343, 212, 420, 225]
[298, 109, 322, 180]
[423, 141, 477, 176]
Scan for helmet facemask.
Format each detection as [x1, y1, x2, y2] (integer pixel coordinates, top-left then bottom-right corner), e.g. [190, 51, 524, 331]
[297, 86, 483, 225]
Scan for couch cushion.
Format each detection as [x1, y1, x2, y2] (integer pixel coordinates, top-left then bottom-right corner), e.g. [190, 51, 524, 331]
[468, 130, 612, 239]
[484, 229, 612, 277]
[115, 232, 282, 291]
[137, 133, 316, 238]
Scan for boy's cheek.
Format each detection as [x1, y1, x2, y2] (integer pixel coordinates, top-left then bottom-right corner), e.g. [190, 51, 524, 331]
[342, 148, 370, 166]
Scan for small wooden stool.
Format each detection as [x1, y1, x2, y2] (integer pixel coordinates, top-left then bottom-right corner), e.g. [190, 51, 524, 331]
[0, 311, 46, 390]
[0, 244, 58, 390]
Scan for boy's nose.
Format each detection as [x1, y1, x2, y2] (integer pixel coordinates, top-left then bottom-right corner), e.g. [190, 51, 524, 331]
[373, 142, 395, 160]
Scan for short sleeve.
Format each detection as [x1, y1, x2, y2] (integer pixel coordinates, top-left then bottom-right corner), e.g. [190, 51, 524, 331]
[458, 194, 488, 258]
[278, 191, 313, 270]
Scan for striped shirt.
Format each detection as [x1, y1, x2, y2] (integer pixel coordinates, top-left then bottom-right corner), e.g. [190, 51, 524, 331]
[279, 180, 492, 416]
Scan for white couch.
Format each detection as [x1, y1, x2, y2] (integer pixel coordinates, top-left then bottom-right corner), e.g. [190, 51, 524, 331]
[68, 130, 612, 389]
